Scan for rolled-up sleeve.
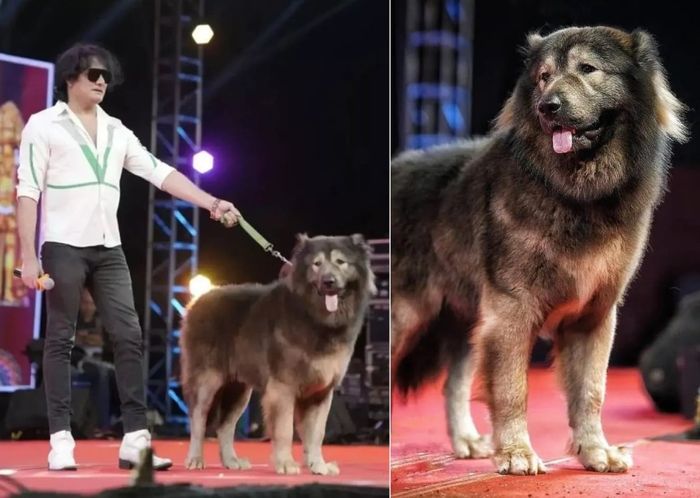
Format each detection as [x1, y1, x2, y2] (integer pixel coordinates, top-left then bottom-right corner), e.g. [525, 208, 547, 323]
[123, 128, 175, 189]
[17, 116, 49, 201]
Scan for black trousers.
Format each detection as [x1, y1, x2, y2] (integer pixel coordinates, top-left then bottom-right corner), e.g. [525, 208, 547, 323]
[41, 242, 147, 434]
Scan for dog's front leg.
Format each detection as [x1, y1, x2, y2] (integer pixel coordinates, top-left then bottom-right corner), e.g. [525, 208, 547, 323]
[557, 307, 633, 472]
[445, 350, 493, 459]
[478, 301, 546, 475]
[263, 380, 299, 474]
[298, 389, 339, 475]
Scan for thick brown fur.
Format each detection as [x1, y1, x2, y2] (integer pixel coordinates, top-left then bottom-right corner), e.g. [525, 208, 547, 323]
[392, 26, 687, 475]
[180, 234, 375, 475]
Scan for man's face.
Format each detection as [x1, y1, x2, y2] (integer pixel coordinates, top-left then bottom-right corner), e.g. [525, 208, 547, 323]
[68, 57, 110, 105]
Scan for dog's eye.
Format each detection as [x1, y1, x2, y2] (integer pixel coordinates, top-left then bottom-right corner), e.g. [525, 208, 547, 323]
[335, 259, 347, 265]
[313, 260, 322, 267]
[539, 71, 551, 83]
[579, 63, 597, 74]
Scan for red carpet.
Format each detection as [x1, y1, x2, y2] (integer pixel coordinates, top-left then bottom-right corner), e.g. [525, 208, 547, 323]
[391, 368, 698, 497]
[0, 440, 388, 497]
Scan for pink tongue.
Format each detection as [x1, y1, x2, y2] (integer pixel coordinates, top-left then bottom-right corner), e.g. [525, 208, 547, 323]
[552, 128, 573, 154]
[325, 294, 338, 312]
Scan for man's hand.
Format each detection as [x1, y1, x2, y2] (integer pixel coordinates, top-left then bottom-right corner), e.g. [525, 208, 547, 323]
[161, 171, 241, 227]
[20, 258, 42, 290]
[211, 200, 241, 228]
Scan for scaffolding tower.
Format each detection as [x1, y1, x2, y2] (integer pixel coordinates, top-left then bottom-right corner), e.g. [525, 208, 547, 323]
[144, 0, 204, 427]
[403, 0, 474, 149]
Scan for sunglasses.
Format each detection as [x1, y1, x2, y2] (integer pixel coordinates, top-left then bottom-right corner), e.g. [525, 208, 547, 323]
[85, 68, 112, 84]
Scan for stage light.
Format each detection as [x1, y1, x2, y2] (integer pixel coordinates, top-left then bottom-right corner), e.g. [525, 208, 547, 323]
[189, 275, 212, 298]
[192, 24, 214, 45]
[192, 150, 213, 174]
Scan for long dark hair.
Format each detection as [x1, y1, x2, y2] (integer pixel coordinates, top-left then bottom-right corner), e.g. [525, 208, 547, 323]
[54, 43, 124, 102]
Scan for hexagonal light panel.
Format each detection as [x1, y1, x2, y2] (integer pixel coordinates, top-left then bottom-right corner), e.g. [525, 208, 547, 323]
[192, 24, 214, 45]
[192, 150, 213, 174]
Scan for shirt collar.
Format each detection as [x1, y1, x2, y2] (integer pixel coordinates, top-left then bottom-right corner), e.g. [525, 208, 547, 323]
[52, 100, 110, 120]
[52, 100, 69, 118]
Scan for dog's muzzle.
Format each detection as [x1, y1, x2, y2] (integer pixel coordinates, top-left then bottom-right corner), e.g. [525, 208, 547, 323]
[319, 275, 341, 312]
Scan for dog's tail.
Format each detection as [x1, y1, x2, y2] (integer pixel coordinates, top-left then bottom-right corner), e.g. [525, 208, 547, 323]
[394, 304, 475, 395]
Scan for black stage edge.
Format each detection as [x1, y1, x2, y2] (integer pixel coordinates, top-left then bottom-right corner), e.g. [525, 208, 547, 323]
[4, 482, 389, 498]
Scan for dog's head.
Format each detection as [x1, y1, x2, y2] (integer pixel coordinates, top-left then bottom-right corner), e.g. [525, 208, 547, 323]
[496, 26, 688, 200]
[287, 233, 376, 314]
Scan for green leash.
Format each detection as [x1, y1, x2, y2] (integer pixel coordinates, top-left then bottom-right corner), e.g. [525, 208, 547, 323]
[223, 213, 291, 266]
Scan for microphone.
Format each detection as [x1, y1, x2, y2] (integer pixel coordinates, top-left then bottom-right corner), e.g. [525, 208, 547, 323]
[13, 268, 55, 291]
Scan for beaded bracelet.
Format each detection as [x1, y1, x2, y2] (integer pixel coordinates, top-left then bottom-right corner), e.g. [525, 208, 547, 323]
[210, 198, 221, 219]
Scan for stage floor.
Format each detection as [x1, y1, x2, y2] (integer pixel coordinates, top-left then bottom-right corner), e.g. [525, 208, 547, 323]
[0, 440, 389, 496]
[391, 368, 698, 497]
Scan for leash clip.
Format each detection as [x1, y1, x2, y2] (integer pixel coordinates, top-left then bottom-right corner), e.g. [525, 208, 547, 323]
[267, 248, 292, 266]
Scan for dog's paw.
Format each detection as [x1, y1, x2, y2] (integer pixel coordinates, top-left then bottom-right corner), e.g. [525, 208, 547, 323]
[493, 446, 547, 475]
[184, 455, 205, 470]
[577, 444, 632, 473]
[452, 434, 493, 459]
[308, 460, 340, 476]
[274, 459, 301, 475]
[221, 456, 251, 470]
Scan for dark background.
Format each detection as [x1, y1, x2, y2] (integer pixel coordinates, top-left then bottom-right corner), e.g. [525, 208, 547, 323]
[2, 0, 389, 321]
[392, 0, 700, 364]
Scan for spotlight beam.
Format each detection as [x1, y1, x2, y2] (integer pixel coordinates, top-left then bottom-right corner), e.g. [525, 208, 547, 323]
[202, 0, 357, 104]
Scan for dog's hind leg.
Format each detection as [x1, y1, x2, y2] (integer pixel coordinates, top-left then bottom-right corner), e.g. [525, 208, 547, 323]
[297, 390, 339, 475]
[391, 292, 441, 359]
[216, 382, 253, 470]
[556, 307, 633, 473]
[445, 349, 493, 459]
[184, 370, 224, 470]
[262, 379, 299, 474]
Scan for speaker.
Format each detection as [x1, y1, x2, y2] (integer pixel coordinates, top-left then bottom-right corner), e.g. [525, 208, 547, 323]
[4, 384, 95, 438]
[678, 345, 700, 419]
[640, 291, 700, 415]
[324, 394, 357, 443]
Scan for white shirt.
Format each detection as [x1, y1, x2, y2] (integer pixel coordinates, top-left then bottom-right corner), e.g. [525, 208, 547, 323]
[17, 101, 175, 248]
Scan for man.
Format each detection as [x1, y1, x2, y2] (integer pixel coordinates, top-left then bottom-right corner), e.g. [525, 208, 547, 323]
[16, 43, 239, 471]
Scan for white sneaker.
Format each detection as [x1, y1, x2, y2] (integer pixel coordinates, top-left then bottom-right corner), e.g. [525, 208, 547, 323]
[48, 430, 77, 471]
[118, 429, 172, 470]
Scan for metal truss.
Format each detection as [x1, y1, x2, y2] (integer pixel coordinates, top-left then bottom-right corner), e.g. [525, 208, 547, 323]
[144, 0, 204, 427]
[403, 0, 474, 149]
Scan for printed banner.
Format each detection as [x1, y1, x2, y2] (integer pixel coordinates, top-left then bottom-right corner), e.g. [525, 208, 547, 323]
[0, 53, 53, 391]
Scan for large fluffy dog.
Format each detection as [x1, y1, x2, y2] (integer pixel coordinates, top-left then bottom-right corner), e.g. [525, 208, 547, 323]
[392, 26, 687, 475]
[180, 234, 376, 475]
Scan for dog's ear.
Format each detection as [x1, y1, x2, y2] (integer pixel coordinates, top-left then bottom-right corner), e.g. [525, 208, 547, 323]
[526, 32, 544, 52]
[631, 29, 660, 70]
[289, 232, 309, 263]
[632, 29, 689, 143]
[350, 233, 372, 256]
[292, 232, 309, 252]
[349, 234, 377, 295]
[496, 31, 542, 132]
[517, 31, 544, 60]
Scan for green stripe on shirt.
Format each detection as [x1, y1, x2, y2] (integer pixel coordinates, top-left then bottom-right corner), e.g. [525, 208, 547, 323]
[79, 145, 103, 182]
[57, 120, 102, 182]
[29, 144, 40, 188]
[47, 181, 119, 191]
